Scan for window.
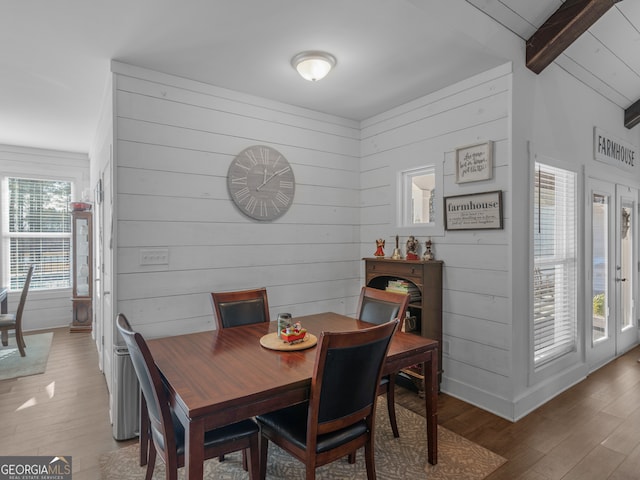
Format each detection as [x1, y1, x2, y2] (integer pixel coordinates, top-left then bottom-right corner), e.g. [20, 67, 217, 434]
[533, 163, 577, 366]
[400, 166, 436, 226]
[4, 177, 72, 290]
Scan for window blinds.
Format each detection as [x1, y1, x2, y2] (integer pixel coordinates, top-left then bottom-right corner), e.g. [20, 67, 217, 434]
[533, 163, 577, 366]
[8, 178, 71, 290]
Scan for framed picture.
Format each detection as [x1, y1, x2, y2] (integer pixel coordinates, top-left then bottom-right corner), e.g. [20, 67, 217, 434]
[444, 190, 503, 230]
[455, 141, 493, 183]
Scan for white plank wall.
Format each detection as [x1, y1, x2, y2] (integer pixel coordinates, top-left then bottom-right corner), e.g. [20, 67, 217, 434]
[359, 64, 513, 406]
[0, 145, 89, 331]
[112, 66, 361, 338]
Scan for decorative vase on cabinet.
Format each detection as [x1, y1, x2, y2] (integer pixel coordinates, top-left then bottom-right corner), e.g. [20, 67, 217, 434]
[71, 210, 93, 332]
[363, 257, 443, 390]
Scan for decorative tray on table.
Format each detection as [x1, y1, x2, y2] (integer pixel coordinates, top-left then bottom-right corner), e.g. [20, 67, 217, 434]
[259, 322, 318, 351]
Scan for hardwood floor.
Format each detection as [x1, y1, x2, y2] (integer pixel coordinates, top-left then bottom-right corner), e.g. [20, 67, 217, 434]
[2, 327, 640, 479]
[0, 328, 136, 480]
[397, 345, 640, 480]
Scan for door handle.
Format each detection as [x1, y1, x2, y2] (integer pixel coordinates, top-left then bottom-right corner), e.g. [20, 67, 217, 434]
[616, 278, 627, 282]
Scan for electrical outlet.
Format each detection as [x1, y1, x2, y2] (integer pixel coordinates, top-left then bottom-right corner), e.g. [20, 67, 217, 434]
[140, 248, 169, 265]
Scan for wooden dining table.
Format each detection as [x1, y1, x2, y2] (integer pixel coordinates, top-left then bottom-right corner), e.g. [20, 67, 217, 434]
[146, 311, 439, 480]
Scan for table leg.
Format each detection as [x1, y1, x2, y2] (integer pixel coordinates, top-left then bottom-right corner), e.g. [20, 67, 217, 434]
[424, 351, 438, 465]
[185, 418, 205, 479]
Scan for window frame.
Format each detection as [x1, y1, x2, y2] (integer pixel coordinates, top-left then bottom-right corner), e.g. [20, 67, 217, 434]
[529, 155, 583, 382]
[396, 162, 444, 236]
[1, 174, 76, 292]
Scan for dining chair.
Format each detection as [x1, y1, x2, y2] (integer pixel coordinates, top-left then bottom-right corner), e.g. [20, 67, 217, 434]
[356, 286, 410, 438]
[116, 313, 260, 480]
[210, 287, 270, 330]
[0, 264, 36, 357]
[257, 320, 399, 480]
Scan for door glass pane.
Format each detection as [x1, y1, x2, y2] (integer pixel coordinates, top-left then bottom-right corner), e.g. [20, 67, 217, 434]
[592, 193, 608, 342]
[620, 201, 633, 330]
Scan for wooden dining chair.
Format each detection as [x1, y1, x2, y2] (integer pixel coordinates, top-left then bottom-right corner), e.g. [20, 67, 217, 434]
[257, 320, 399, 480]
[210, 287, 270, 330]
[116, 313, 260, 480]
[0, 264, 36, 357]
[356, 286, 410, 438]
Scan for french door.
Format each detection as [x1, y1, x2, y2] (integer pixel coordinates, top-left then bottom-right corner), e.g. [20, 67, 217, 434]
[587, 179, 638, 370]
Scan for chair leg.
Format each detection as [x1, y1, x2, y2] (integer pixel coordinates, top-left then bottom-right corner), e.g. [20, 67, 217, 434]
[144, 441, 156, 480]
[348, 452, 356, 464]
[219, 454, 225, 462]
[387, 373, 399, 438]
[15, 327, 25, 357]
[364, 437, 376, 480]
[1, 330, 7, 346]
[242, 449, 248, 471]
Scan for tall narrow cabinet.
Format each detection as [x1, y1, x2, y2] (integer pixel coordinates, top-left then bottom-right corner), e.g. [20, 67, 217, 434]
[71, 210, 93, 332]
[363, 258, 443, 388]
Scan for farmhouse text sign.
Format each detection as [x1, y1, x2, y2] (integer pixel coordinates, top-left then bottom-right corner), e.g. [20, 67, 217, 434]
[444, 190, 503, 230]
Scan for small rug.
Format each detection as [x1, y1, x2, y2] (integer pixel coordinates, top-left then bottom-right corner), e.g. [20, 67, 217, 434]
[100, 401, 506, 479]
[0, 332, 53, 381]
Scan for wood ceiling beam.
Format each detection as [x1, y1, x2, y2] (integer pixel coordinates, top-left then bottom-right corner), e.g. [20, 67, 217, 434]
[526, 0, 622, 74]
[625, 99, 640, 129]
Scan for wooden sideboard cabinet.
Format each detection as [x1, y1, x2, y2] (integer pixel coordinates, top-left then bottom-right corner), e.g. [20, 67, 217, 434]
[363, 257, 443, 387]
[71, 210, 93, 332]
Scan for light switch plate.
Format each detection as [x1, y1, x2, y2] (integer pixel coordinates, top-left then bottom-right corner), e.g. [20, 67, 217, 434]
[140, 248, 169, 265]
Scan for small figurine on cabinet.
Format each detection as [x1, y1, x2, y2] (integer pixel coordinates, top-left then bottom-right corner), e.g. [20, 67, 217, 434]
[406, 235, 419, 260]
[391, 235, 402, 260]
[423, 237, 434, 261]
[374, 238, 385, 257]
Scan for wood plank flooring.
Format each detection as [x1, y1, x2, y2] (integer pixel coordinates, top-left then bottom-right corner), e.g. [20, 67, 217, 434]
[2, 327, 640, 479]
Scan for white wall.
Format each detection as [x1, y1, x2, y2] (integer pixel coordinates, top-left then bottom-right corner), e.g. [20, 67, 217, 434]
[510, 61, 640, 419]
[360, 64, 515, 417]
[0, 145, 89, 331]
[111, 62, 361, 339]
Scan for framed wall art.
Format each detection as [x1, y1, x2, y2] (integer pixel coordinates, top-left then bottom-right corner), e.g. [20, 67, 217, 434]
[455, 141, 493, 183]
[444, 190, 503, 230]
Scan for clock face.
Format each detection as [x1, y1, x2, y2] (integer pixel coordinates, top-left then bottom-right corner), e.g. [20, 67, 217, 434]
[227, 145, 295, 221]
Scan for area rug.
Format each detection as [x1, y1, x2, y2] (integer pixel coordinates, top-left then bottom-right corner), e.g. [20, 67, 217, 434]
[0, 332, 53, 381]
[100, 400, 506, 479]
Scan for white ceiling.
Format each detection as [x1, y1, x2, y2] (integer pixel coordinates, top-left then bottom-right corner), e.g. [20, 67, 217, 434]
[1, 0, 638, 154]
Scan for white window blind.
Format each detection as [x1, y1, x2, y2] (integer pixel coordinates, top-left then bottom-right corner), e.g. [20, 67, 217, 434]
[7, 177, 72, 290]
[533, 162, 577, 366]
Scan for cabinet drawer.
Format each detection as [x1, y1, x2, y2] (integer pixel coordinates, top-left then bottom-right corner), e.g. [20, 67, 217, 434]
[366, 260, 422, 281]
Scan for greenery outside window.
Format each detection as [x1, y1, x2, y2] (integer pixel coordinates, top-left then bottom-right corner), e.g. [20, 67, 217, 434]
[4, 177, 72, 290]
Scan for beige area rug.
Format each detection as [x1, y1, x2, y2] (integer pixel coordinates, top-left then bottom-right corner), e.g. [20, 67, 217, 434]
[0, 332, 53, 381]
[100, 400, 506, 480]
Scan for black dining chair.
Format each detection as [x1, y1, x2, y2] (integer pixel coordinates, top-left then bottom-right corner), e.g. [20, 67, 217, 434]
[210, 287, 270, 330]
[356, 286, 410, 438]
[0, 264, 36, 357]
[116, 313, 260, 480]
[257, 320, 399, 480]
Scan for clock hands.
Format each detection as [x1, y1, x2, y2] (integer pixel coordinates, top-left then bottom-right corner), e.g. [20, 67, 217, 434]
[256, 166, 290, 191]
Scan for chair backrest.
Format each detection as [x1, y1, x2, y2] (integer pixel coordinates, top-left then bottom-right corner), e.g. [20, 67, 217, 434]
[210, 287, 270, 330]
[356, 286, 410, 330]
[15, 264, 36, 322]
[308, 320, 398, 440]
[116, 314, 177, 456]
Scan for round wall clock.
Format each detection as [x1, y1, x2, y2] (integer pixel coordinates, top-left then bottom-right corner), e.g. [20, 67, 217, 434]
[227, 145, 295, 221]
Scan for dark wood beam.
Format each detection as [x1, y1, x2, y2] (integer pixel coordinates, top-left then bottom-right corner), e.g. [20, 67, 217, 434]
[526, 0, 622, 74]
[625, 98, 640, 129]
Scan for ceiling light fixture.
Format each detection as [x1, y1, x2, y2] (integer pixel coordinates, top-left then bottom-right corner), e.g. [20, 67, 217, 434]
[291, 51, 336, 82]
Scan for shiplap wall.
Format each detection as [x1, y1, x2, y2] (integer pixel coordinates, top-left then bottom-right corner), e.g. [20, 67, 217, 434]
[360, 64, 513, 411]
[0, 145, 89, 331]
[111, 63, 361, 339]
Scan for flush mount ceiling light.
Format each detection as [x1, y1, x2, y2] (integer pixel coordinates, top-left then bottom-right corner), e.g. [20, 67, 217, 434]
[291, 51, 336, 81]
